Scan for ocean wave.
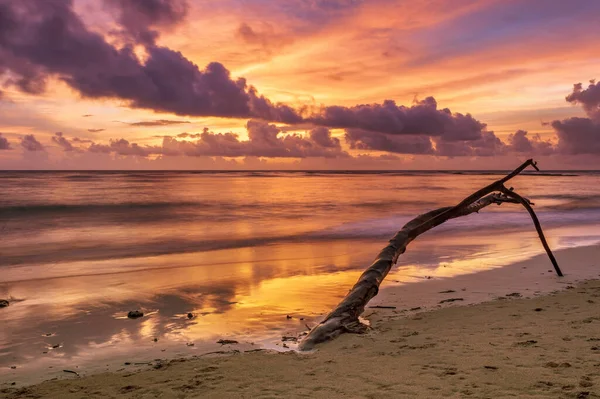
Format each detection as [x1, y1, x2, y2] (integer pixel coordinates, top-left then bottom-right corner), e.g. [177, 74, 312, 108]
[311, 209, 600, 239]
[0, 201, 202, 215]
[3, 208, 600, 267]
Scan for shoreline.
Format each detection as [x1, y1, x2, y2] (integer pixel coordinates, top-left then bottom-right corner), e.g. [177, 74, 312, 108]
[2, 244, 600, 397]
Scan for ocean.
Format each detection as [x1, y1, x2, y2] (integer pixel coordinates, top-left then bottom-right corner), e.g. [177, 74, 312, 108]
[1, 170, 600, 374]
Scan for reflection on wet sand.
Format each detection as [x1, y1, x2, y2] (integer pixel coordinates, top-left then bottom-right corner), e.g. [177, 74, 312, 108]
[1, 224, 597, 384]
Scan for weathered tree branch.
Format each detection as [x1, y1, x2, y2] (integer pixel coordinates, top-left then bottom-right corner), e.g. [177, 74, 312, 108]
[299, 159, 562, 351]
[499, 186, 563, 277]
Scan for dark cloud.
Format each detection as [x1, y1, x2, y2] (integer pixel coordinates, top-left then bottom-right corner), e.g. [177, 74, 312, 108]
[433, 131, 506, 157]
[507, 130, 554, 155]
[161, 120, 347, 158]
[87, 128, 105, 133]
[20, 134, 44, 151]
[565, 80, 600, 120]
[547, 79, 600, 155]
[309, 97, 486, 141]
[552, 117, 600, 155]
[89, 138, 157, 157]
[77, 121, 347, 159]
[0, 0, 301, 122]
[106, 0, 189, 46]
[310, 126, 341, 148]
[345, 129, 434, 154]
[0, 133, 10, 150]
[127, 120, 191, 127]
[82, 114, 93, 117]
[51, 132, 75, 151]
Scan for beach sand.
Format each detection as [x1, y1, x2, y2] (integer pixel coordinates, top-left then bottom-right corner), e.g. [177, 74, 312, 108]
[2, 245, 600, 398]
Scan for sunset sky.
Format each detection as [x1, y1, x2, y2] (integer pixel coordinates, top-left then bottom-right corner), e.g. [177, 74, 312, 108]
[1, 0, 599, 169]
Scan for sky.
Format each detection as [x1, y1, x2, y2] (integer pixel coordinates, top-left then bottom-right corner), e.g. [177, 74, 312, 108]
[0, 0, 599, 170]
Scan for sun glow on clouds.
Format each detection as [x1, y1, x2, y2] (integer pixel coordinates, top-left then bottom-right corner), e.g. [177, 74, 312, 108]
[0, 0, 599, 169]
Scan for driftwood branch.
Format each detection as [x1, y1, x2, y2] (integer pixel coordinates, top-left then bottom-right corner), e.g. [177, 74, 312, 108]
[299, 159, 562, 351]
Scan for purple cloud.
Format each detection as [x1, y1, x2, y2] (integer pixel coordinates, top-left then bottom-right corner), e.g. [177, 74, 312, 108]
[80, 121, 347, 158]
[552, 117, 600, 155]
[345, 129, 434, 154]
[0, 0, 301, 122]
[507, 130, 554, 155]
[106, 0, 189, 46]
[310, 126, 341, 148]
[566, 80, 600, 120]
[20, 134, 44, 151]
[87, 129, 106, 133]
[164, 120, 346, 158]
[51, 132, 77, 151]
[88, 138, 156, 157]
[433, 131, 506, 157]
[309, 97, 486, 141]
[547, 79, 600, 155]
[0, 133, 11, 150]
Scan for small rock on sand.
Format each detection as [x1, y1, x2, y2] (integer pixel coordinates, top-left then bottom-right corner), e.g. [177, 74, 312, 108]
[0, 300, 9, 308]
[127, 311, 143, 319]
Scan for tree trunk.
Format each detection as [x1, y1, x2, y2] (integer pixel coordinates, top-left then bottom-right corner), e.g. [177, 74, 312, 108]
[299, 159, 562, 350]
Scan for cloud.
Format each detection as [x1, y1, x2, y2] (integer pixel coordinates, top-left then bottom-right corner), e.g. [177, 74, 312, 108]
[20, 134, 44, 151]
[545, 78, 600, 155]
[161, 120, 347, 158]
[126, 120, 191, 127]
[310, 126, 341, 148]
[88, 138, 157, 157]
[177, 132, 202, 139]
[82, 114, 93, 117]
[309, 97, 486, 141]
[87, 128, 105, 133]
[72, 137, 94, 144]
[507, 130, 554, 155]
[552, 117, 600, 155]
[51, 132, 76, 152]
[345, 129, 434, 154]
[433, 131, 507, 157]
[0, 133, 11, 150]
[236, 22, 292, 57]
[565, 80, 600, 120]
[106, 0, 189, 46]
[0, 0, 301, 122]
[70, 121, 347, 159]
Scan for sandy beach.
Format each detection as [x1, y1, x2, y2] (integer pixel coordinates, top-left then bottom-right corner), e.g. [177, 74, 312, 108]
[2, 245, 600, 398]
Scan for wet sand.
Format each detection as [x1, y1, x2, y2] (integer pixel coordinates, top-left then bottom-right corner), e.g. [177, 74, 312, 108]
[2, 245, 600, 398]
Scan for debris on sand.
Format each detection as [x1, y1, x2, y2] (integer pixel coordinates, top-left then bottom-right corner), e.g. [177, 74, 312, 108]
[127, 311, 143, 319]
[439, 298, 464, 304]
[217, 339, 238, 345]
